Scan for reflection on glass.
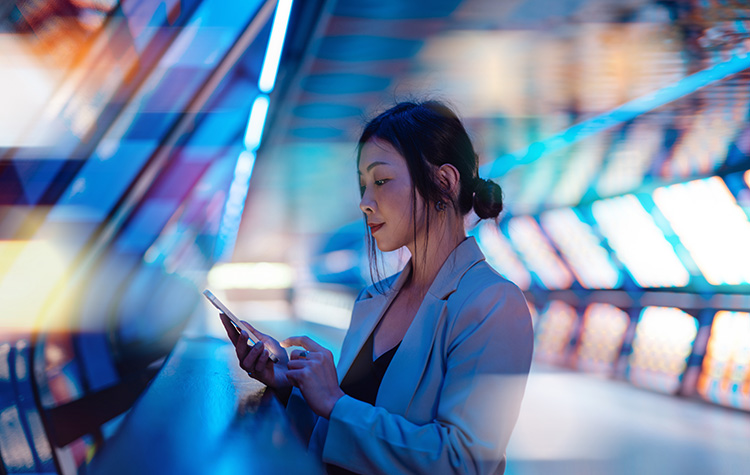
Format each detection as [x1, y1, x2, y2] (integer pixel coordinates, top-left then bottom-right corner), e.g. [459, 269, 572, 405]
[628, 306, 698, 394]
[653, 176, 750, 285]
[540, 208, 621, 289]
[698, 311, 750, 411]
[591, 194, 690, 288]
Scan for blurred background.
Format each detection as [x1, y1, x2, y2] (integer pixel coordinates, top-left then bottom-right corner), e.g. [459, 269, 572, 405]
[1, 0, 750, 473]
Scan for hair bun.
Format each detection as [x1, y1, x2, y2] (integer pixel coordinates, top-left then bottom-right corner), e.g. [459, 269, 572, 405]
[472, 177, 504, 220]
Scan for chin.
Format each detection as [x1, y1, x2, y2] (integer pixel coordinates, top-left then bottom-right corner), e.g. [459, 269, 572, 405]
[374, 238, 400, 253]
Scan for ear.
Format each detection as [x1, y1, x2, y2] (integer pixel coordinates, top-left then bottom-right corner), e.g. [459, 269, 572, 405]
[436, 163, 461, 199]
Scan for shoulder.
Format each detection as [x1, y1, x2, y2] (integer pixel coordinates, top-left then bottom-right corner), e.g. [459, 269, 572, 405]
[452, 260, 527, 310]
[354, 271, 402, 302]
[446, 261, 531, 338]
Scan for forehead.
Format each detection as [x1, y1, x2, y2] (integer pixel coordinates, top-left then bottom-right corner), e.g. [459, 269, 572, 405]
[358, 139, 407, 173]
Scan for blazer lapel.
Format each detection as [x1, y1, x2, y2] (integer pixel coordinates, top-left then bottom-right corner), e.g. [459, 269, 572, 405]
[376, 292, 447, 414]
[336, 264, 413, 383]
[376, 237, 487, 412]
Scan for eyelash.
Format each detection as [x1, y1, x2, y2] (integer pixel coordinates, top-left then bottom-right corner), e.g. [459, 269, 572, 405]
[360, 179, 388, 194]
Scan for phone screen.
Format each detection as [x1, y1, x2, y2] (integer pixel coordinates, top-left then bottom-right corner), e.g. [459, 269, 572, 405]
[203, 289, 279, 363]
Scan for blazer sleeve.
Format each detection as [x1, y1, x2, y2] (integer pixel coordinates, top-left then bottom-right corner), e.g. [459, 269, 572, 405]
[321, 280, 534, 475]
[286, 286, 371, 443]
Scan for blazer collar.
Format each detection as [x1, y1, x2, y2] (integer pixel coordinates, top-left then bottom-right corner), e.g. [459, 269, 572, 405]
[425, 236, 486, 300]
[376, 237, 486, 412]
[337, 237, 485, 383]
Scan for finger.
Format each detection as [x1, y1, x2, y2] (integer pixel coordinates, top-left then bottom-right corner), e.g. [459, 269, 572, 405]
[241, 342, 260, 369]
[236, 330, 252, 357]
[286, 369, 308, 389]
[239, 320, 266, 341]
[286, 359, 311, 370]
[281, 335, 327, 352]
[289, 349, 310, 360]
[255, 346, 270, 373]
[219, 314, 240, 345]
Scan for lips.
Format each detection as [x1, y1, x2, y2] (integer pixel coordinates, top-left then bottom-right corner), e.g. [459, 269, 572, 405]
[368, 223, 384, 234]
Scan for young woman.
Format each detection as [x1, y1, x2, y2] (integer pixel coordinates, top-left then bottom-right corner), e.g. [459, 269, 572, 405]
[221, 101, 534, 474]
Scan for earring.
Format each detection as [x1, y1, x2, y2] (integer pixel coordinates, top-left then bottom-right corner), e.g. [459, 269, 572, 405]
[435, 201, 447, 211]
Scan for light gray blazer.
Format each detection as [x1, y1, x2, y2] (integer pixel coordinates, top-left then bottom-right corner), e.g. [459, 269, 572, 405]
[287, 237, 534, 474]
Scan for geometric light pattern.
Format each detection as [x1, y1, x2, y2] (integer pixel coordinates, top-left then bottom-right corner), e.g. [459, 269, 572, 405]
[591, 194, 690, 288]
[534, 300, 578, 365]
[596, 120, 663, 197]
[507, 216, 574, 290]
[574, 303, 630, 374]
[540, 208, 621, 289]
[653, 176, 750, 285]
[664, 96, 749, 178]
[628, 306, 698, 394]
[476, 222, 531, 290]
[697, 311, 750, 411]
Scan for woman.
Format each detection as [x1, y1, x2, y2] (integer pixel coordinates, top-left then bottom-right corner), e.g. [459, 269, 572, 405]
[221, 100, 534, 474]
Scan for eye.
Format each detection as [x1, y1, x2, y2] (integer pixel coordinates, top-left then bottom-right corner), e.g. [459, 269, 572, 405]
[359, 184, 366, 195]
[374, 179, 388, 186]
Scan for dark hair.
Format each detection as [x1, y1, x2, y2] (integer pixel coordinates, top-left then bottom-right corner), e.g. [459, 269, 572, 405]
[357, 100, 504, 289]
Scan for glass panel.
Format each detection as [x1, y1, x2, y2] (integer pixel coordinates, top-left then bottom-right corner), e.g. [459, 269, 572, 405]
[506, 216, 574, 290]
[653, 176, 750, 286]
[628, 306, 698, 394]
[698, 311, 750, 411]
[591, 194, 690, 288]
[540, 208, 621, 289]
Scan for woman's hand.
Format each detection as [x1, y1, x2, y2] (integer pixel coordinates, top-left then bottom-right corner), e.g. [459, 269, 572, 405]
[282, 336, 344, 419]
[219, 314, 291, 396]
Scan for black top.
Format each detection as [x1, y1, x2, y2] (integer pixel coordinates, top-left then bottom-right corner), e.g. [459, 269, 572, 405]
[326, 332, 400, 474]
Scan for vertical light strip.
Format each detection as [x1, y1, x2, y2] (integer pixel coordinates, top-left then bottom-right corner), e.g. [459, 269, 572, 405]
[217, 151, 257, 260]
[258, 0, 294, 93]
[243, 94, 270, 151]
[216, 0, 294, 260]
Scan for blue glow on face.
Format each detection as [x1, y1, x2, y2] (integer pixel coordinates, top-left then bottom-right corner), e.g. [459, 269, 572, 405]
[258, 0, 294, 93]
[481, 52, 750, 179]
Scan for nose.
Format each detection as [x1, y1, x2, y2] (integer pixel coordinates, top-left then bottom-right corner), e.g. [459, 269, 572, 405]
[359, 187, 375, 214]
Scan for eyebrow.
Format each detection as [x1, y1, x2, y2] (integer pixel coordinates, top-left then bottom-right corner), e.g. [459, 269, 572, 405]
[358, 161, 389, 175]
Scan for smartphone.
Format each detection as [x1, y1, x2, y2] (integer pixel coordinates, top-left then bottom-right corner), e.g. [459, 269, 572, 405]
[203, 289, 280, 363]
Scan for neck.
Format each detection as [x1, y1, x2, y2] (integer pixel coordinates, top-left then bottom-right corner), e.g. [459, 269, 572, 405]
[405, 212, 466, 291]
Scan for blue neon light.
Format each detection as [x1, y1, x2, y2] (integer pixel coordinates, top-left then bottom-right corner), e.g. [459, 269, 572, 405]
[258, 0, 294, 93]
[481, 52, 750, 179]
[243, 94, 270, 150]
[216, 151, 257, 260]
